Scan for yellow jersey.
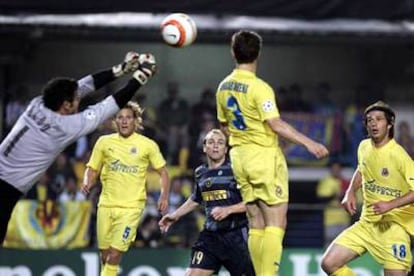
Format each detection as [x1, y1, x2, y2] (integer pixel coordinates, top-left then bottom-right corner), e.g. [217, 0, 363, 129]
[87, 132, 166, 208]
[358, 138, 414, 234]
[216, 69, 280, 147]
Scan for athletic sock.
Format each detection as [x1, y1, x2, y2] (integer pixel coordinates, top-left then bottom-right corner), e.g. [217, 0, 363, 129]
[248, 228, 264, 275]
[330, 266, 356, 276]
[262, 226, 285, 275]
[101, 263, 118, 276]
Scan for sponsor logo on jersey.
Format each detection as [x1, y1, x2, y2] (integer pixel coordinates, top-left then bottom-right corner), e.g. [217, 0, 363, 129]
[364, 181, 402, 197]
[109, 159, 138, 173]
[202, 190, 228, 201]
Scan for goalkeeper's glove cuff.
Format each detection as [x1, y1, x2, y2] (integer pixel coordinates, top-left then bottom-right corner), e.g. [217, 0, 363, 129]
[133, 70, 150, 85]
[112, 64, 124, 78]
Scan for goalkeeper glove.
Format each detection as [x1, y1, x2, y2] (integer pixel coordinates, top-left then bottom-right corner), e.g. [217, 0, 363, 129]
[132, 54, 157, 85]
[112, 51, 140, 77]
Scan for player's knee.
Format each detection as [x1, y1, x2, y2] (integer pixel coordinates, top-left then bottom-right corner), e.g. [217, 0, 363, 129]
[185, 268, 212, 276]
[105, 248, 123, 265]
[246, 207, 265, 228]
[100, 250, 109, 265]
[321, 254, 337, 273]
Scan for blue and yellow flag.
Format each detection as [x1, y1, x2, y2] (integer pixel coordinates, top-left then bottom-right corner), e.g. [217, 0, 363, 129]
[4, 200, 91, 249]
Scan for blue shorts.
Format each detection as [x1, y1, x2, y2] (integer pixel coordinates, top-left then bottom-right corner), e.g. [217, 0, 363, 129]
[189, 226, 255, 275]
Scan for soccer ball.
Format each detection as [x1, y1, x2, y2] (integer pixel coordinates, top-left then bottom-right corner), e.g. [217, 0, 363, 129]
[160, 13, 197, 47]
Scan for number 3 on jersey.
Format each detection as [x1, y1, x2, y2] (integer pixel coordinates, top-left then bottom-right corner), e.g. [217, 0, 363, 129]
[227, 96, 246, 130]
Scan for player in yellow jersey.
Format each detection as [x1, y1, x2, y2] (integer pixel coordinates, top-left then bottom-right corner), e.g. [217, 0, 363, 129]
[321, 101, 414, 276]
[216, 30, 329, 276]
[82, 101, 170, 276]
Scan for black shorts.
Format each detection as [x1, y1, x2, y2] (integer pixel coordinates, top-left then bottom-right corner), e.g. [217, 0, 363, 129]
[189, 226, 255, 276]
[0, 179, 23, 244]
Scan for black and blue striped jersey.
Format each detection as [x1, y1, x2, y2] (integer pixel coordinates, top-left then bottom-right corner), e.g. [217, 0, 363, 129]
[191, 161, 247, 232]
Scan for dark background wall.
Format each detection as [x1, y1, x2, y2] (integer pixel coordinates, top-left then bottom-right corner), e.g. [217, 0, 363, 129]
[2, 37, 414, 107]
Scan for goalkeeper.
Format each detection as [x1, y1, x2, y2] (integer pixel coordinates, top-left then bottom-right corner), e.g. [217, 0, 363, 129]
[0, 51, 157, 245]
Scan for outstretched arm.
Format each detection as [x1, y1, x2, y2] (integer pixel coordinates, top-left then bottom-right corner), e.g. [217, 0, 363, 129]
[61, 54, 157, 139]
[158, 197, 199, 233]
[77, 51, 140, 98]
[111, 54, 157, 109]
[266, 117, 329, 159]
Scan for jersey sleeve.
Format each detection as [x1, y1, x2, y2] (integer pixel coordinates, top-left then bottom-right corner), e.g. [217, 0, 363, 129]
[397, 148, 414, 191]
[254, 82, 280, 122]
[87, 137, 104, 171]
[59, 96, 119, 141]
[190, 179, 202, 204]
[356, 141, 363, 172]
[77, 75, 95, 99]
[148, 140, 166, 170]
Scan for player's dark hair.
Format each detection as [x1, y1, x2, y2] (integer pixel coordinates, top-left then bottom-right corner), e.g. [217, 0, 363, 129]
[231, 30, 262, 64]
[364, 100, 395, 138]
[42, 77, 78, 111]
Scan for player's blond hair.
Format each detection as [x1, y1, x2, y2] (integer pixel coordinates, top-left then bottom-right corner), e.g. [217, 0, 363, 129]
[203, 128, 227, 144]
[112, 101, 144, 131]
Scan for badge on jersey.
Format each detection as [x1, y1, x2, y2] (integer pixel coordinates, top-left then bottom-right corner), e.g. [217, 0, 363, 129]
[205, 179, 212, 188]
[262, 99, 275, 112]
[83, 110, 97, 120]
[381, 168, 389, 177]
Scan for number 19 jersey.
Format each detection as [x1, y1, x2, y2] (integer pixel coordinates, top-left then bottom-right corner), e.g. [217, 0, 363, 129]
[216, 69, 280, 147]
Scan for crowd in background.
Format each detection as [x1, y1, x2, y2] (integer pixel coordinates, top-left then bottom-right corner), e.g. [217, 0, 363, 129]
[2, 80, 414, 249]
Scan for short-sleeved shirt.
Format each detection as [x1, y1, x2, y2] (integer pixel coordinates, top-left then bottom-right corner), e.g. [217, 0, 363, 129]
[358, 138, 414, 234]
[216, 69, 280, 148]
[191, 161, 247, 231]
[87, 132, 166, 208]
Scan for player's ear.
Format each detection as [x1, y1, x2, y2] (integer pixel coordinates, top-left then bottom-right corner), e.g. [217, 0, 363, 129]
[62, 100, 72, 110]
